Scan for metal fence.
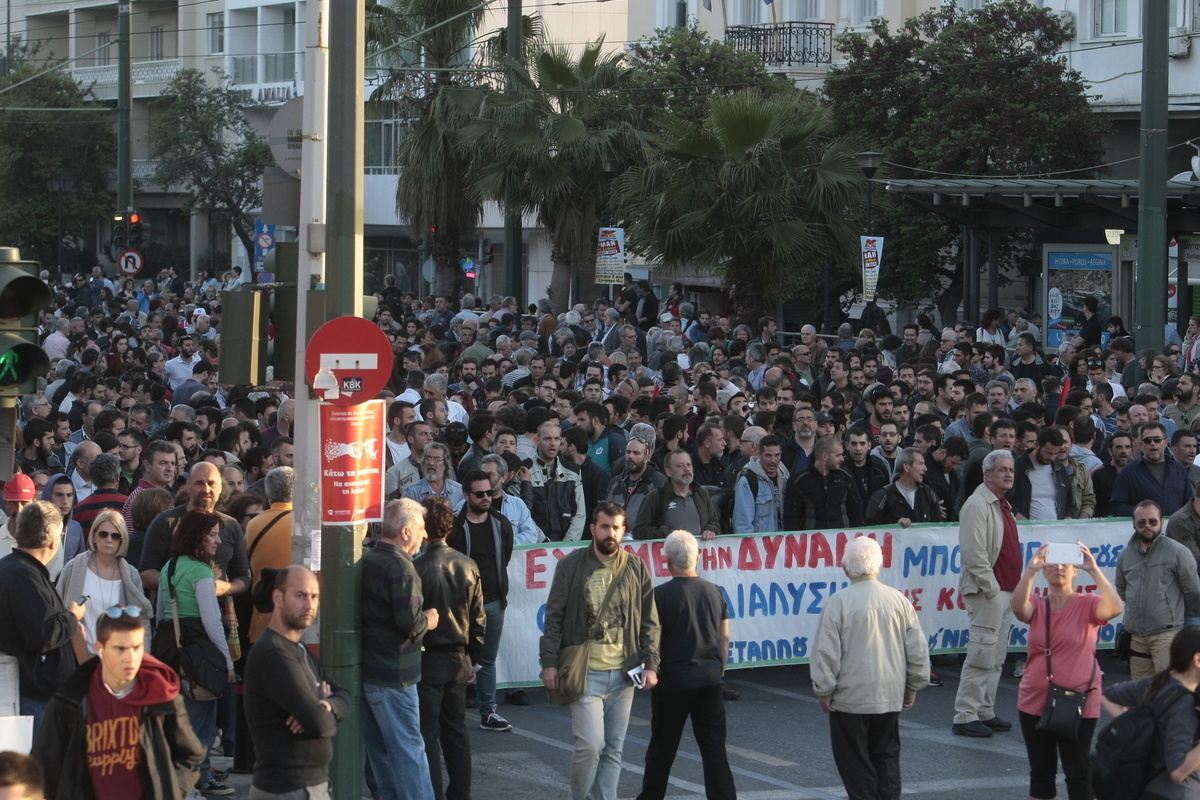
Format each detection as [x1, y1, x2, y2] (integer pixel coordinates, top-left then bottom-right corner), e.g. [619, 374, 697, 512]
[724, 21, 834, 68]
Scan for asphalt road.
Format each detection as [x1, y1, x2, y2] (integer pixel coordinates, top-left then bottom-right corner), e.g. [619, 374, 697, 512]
[215, 652, 1133, 800]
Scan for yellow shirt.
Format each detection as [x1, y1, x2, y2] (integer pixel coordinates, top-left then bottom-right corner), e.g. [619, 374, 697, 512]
[585, 562, 626, 671]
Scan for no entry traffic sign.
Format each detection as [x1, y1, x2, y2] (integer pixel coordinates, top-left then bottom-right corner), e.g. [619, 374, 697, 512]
[304, 315, 394, 406]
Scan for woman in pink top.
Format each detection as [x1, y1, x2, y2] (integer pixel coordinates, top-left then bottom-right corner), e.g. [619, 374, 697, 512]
[1011, 542, 1124, 800]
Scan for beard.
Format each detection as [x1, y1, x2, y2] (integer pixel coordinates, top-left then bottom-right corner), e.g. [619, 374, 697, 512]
[595, 536, 620, 556]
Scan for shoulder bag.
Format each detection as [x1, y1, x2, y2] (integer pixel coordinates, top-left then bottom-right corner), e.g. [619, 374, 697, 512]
[547, 554, 628, 706]
[1035, 596, 1097, 741]
[160, 557, 230, 702]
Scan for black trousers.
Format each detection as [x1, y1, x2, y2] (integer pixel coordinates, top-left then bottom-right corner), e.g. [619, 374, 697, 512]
[636, 683, 736, 800]
[418, 652, 473, 800]
[1018, 710, 1098, 800]
[828, 710, 901, 800]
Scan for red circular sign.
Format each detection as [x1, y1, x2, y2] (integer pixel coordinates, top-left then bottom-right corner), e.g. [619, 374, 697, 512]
[304, 316, 394, 406]
[1169, 284, 1178, 299]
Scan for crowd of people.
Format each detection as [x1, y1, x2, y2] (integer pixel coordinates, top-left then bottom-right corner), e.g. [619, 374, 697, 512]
[6, 264, 1200, 800]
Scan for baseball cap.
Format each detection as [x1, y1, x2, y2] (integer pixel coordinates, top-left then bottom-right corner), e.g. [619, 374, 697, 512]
[815, 411, 833, 425]
[865, 384, 895, 404]
[3, 474, 36, 503]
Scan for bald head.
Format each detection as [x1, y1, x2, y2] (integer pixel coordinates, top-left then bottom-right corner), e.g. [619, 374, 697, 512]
[72, 440, 101, 480]
[187, 461, 222, 512]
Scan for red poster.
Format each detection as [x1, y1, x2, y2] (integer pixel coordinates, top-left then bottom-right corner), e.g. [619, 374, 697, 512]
[319, 400, 386, 524]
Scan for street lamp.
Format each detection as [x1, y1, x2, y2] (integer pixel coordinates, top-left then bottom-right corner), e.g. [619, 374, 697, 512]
[854, 151, 884, 325]
[45, 173, 75, 284]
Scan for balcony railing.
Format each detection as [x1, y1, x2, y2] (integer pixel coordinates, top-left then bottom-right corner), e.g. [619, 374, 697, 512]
[724, 21, 834, 68]
[73, 58, 180, 87]
[231, 55, 257, 86]
[264, 52, 297, 83]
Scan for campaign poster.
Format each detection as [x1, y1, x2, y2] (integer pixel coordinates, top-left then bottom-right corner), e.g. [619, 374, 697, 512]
[861, 236, 883, 301]
[319, 400, 385, 524]
[1044, 246, 1115, 349]
[596, 227, 626, 285]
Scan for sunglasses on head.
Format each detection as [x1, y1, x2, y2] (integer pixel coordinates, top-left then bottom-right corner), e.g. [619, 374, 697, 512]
[102, 606, 143, 619]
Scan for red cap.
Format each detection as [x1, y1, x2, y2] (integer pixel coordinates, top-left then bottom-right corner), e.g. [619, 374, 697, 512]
[2, 474, 35, 503]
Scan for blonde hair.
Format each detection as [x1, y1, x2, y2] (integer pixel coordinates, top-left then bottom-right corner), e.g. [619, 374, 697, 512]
[88, 508, 130, 558]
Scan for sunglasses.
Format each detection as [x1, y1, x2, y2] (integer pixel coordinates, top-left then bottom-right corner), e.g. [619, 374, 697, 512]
[1143, 436, 1165, 444]
[1087, 360, 1104, 368]
[95, 529, 123, 541]
[102, 606, 143, 619]
[468, 490, 492, 498]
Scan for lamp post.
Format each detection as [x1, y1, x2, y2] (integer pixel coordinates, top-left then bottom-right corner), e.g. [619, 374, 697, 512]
[45, 173, 75, 284]
[854, 151, 884, 328]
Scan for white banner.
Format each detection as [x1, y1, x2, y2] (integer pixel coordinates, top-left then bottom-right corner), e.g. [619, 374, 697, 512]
[861, 235, 884, 301]
[495, 520, 1132, 688]
[596, 227, 626, 285]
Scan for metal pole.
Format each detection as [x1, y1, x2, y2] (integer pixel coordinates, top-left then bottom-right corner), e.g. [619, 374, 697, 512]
[502, 0, 522, 300]
[987, 230, 999, 311]
[56, 191, 64, 280]
[864, 179, 875, 324]
[117, 1, 131, 213]
[322, 0, 365, 794]
[1135, 0, 1169, 356]
[676, 0, 687, 27]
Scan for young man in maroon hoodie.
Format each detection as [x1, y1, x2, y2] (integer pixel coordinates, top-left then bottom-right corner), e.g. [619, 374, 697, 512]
[32, 608, 206, 800]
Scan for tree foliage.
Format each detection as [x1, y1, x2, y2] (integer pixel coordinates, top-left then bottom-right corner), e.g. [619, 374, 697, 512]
[623, 22, 795, 125]
[148, 68, 273, 267]
[463, 40, 647, 311]
[0, 48, 116, 270]
[614, 90, 864, 324]
[824, 0, 1108, 321]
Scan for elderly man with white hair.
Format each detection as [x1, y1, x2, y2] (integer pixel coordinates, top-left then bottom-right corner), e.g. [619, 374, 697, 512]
[636, 530, 734, 800]
[811, 535, 930, 800]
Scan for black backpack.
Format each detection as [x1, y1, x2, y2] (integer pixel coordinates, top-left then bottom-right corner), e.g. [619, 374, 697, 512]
[717, 469, 758, 534]
[1091, 684, 1190, 800]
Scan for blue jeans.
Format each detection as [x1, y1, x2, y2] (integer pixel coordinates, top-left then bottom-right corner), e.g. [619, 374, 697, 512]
[478, 601, 505, 713]
[362, 682, 435, 800]
[184, 697, 218, 782]
[569, 669, 635, 800]
[19, 697, 47, 735]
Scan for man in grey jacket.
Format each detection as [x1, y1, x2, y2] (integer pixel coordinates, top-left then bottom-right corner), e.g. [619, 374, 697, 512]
[812, 536, 929, 800]
[1116, 500, 1200, 679]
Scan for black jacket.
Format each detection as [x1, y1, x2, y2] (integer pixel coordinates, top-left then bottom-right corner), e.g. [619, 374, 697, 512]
[867, 482, 944, 525]
[414, 540, 486, 665]
[783, 467, 865, 531]
[922, 451, 963, 522]
[0, 550, 78, 701]
[605, 465, 668, 528]
[1007, 452, 1076, 520]
[632, 482, 720, 540]
[845, 457, 891, 512]
[449, 509, 514, 608]
[32, 657, 205, 800]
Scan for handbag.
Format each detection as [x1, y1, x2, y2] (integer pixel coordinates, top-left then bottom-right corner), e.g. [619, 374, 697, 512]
[1035, 596, 1097, 741]
[163, 558, 230, 702]
[546, 554, 628, 706]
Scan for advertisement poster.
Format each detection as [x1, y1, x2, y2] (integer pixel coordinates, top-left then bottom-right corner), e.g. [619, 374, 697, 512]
[596, 227, 626, 285]
[861, 236, 883, 301]
[494, 519, 1129, 687]
[1044, 247, 1115, 349]
[318, 400, 385, 524]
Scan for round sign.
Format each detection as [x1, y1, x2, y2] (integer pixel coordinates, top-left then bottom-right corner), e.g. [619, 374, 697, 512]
[305, 316, 395, 406]
[1169, 283, 1178, 299]
[118, 249, 144, 276]
[257, 232, 276, 250]
[257, 272, 275, 285]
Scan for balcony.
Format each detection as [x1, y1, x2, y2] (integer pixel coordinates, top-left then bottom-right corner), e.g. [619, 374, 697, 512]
[73, 58, 180, 99]
[724, 21, 834, 68]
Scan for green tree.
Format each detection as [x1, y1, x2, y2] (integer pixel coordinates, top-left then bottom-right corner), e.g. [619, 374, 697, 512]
[0, 48, 116, 271]
[148, 68, 273, 267]
[623, 21, 796, 125]
[614, 90, 863, 324]
[464, 39, 646, 311]
[824, 0, 1107, 321]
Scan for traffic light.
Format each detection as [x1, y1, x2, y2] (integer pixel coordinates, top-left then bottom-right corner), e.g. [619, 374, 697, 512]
[483, 245, 495, 266]
[0, 248, 52, 398]
[128, 212, 146, 248]
[111, 214, 127, 259]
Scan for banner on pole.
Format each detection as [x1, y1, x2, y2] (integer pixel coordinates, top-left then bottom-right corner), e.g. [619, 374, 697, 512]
[495, 519, 1130, 687]
[861, 235, 883, 301]
[596, 227, 626, 285]
[319, 400, 385, 524]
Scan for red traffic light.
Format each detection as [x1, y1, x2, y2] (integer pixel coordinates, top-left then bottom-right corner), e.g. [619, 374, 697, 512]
[128, 212, 141, 224]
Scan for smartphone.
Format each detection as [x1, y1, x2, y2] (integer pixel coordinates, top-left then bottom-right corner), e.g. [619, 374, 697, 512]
[74, 595, 89, 606]
[627, 665, 645, 689]
[1045, 542, 1084, 566]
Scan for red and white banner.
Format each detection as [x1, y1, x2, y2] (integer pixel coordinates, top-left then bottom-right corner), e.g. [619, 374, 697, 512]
[318, 400, 385, 524]
[861, 235, 884, 301]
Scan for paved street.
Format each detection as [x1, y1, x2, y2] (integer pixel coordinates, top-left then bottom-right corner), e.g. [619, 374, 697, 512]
[216, 652, 1131, 799]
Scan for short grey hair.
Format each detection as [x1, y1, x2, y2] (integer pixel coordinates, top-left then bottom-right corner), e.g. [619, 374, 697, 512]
[629, 422, 656, 448]
[481, 453, 508, 478]
[381, 498, 425, 541]
[16, 501, 63, 549]
[842, 536, 883, 579]
[895, 447, 924, 474]
[89, 453, 121, 487]
[423, 373, 449, 396]
[982, 449, 1014, 475]
[984, 379, 1010, 396]
[664, 530, 699, 571]
[679, 302, 694, 318]
[264, 466, 294, 504]
[1014, 378, 1038, 393]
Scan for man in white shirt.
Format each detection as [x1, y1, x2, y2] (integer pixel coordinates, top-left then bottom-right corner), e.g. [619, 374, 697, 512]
[163, 334, 202, 390]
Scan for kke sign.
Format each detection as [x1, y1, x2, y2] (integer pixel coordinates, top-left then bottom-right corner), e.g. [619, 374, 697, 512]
[304, 316, 395, 406]
[319, 400, 385, 524]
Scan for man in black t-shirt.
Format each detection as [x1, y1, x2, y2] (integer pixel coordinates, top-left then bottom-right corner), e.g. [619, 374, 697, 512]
[637, 530, 736, 800]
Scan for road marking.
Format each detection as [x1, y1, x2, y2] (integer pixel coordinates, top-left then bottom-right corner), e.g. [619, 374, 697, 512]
[724, 744, 798, 767]
[727, 678, 930, 729]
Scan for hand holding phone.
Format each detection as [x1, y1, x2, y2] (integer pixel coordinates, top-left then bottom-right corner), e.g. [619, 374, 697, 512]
[1045, 542, 1084, 566]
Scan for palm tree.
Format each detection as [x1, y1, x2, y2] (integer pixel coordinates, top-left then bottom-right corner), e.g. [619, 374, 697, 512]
[614, 90, 864, 324]
[462, 39, 646, 311]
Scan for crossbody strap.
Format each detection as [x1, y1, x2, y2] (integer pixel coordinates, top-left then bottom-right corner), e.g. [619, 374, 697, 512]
[587, 555, 629, 640]
[166, 557, 183, 648]
[247, 511, 286, 563]
[1043, 595, 1099, 689]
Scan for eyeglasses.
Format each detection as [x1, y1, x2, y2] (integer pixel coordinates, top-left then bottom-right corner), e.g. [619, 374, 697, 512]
[94, 529, 123, 541]
[102, 606, 143, 619]
[1167, 350, 1181, 356]
[1143, 436, 1165, 444]
[468, 490, 492, 498]
[1087, 360, 1104, 368]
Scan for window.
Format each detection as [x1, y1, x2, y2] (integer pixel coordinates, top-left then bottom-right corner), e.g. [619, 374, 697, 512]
[1096, 0, 1127, 35]
[853, 0, 879, 25]
[207, 13, 224, 54]
[738, 0, 760, 24]
[365, 118, 406, 174]
[149, 25, 164, 60]
[962, 0, 986, 10]
[96, 31, 111, 66]
[797, 0, 821, 19]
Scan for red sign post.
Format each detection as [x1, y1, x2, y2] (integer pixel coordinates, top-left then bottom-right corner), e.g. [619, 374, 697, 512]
[319, 400, 386, 524]
[305, 316, 394, 406]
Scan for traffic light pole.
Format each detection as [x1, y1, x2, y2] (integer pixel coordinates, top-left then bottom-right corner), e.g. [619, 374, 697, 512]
[322, 0, 365, 795]
[1134, 0, 1168, 360]
[502, 0, 522, 300]
[117, 1, 131, 214]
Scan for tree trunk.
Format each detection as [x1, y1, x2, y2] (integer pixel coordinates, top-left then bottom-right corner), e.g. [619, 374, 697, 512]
[546, 257, 573, 314]
[725, 255, 773, 327]
[232, 216, 255, 270]
[937, 262, 964, 329]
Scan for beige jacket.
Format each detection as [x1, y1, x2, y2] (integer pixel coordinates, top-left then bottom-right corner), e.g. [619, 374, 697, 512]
[810, 576, 930, 714]
[958, 483, 1007, 599]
